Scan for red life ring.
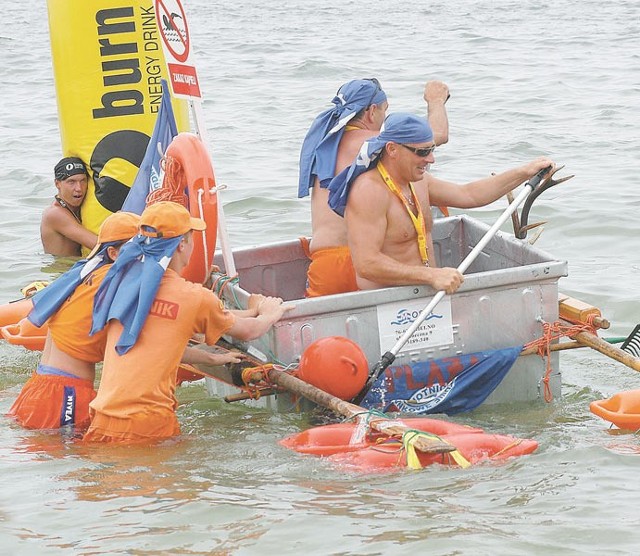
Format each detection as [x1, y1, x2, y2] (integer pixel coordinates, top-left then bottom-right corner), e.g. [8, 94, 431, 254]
[148, 132, 218, 284]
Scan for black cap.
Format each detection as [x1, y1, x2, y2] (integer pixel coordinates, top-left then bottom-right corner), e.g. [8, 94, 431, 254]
[54, 157, 88, 181]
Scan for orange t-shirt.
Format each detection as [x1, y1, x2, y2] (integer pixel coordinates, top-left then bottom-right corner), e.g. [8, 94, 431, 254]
[90, 269, 235, 419]
[48, 264, 110, 363]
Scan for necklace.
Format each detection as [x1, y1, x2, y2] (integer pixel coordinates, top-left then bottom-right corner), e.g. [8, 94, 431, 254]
[55, 195, 82, 224]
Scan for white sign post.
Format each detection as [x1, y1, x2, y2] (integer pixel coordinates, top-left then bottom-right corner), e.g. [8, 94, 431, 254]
[155, 0, 237, 277]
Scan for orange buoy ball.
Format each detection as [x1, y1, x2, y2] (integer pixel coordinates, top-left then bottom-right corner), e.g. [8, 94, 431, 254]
[297, 336, 369, 400]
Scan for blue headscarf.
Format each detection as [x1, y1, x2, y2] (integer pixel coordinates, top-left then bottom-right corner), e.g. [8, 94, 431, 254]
[90, 234, 181, 355]
[298, 79, 387, 198]
[28, 243, 120, 328]
[327, 113, 434, 216]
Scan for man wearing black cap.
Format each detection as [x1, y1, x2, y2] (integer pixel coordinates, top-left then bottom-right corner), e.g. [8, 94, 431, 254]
[40, 157, 98, 256]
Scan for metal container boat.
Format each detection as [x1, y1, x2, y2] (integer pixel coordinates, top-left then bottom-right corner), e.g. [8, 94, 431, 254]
[207, 215, 568, 412]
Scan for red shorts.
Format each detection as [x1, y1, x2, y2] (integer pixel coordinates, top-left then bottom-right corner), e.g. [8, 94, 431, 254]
[7, 371, 95, 430]
[83, 411, 180, 444]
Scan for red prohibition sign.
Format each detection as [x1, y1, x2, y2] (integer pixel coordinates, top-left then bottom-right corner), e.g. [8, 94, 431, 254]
[155, 0, 190, 63]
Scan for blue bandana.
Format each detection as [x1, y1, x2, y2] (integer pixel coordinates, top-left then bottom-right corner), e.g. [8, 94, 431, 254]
[90, 234, 181, 355]
[327, 113, 434, 216]
[28, 243, 120, 328]
[298, 79, 387, 198]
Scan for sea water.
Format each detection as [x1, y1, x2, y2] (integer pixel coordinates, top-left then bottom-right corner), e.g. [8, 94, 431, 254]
[1, 0, 640, 554]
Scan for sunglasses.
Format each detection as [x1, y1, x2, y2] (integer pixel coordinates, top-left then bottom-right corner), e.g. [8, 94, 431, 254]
[400, 143, 436, 157]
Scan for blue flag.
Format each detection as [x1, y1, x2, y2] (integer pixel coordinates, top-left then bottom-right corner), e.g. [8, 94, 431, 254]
[361, 347, 522, 415]
[122, 79, 178, 214]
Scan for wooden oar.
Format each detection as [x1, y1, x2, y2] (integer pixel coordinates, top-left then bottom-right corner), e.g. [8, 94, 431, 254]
[191, 342, 454, 455]
[244, 366, 455, 455]
[561, 321, 640, 372]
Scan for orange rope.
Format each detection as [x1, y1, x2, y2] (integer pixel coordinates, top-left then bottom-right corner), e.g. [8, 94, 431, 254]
[239, 364, 275, 400]
[524, 315, 599, 402]
[146, 156, 189, 207]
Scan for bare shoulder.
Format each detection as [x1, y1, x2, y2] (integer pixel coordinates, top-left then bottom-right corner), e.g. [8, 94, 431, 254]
[349, 171, 389, 208]
[41, 203, 68, 228]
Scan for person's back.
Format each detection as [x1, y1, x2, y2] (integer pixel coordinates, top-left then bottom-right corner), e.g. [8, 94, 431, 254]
[88, 269, 233, 440]
[310, 127, 378, 253]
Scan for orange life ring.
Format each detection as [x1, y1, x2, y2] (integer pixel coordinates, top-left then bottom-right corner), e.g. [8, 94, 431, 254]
[590, 390, 640, 430]
[326, 432, 538, 472]
[0, 297, 33, 327]
[280, 417, 538, 471]
[280, 417, 483, 456]
[0, 317, 47, 351]
[149, 132, 218, 284]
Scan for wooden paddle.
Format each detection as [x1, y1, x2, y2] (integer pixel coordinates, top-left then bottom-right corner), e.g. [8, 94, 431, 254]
[561, 322, 640, 372]
[190, 341, 455, 455]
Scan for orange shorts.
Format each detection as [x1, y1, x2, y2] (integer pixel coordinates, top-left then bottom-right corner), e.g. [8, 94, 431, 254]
[83, 411, 180, 444]
[304, 244, 358, 298]
[7, 368, 95, 430]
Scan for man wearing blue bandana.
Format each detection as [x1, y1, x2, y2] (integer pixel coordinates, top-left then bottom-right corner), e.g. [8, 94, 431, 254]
[298, 79, 450, 297]
[84, 201, 292, 443]
[328, 112, 555, 291]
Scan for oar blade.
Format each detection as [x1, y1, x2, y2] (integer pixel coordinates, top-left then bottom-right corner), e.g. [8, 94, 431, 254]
[621, 325, 640, 358]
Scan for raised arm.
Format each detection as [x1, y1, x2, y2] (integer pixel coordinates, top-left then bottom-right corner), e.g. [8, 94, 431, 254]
[424, 81, 449, 146]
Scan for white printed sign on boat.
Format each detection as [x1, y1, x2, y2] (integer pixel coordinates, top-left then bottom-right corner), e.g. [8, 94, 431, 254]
[154, 0, 201, 99]
[376, 296, 454, 353]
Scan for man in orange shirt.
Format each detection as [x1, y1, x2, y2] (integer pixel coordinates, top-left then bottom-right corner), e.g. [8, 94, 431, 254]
[84, 202, 291, 443]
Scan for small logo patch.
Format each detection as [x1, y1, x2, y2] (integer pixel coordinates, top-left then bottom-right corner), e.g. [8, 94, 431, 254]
[150, 299, 179, 320]
[60, 386, 76, 426]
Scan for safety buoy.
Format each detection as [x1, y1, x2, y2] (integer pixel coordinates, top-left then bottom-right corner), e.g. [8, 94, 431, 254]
[0, 317, 47, 351]
[590, 390, 640, 430]
[0, 297, 33, 327]
[280, 417, 538, 472]
[148, 133, 218, 284]
[281, 417, 483, 456]
[326, 432, 538, 472]
[297, 336, 369, 400]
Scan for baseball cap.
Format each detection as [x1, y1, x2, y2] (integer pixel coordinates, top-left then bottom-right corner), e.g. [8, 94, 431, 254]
[54, 157, 88, 181]
[139, 201, 206, 239]
[87, 211, 141, 259]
